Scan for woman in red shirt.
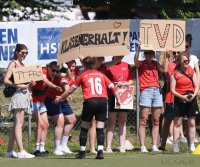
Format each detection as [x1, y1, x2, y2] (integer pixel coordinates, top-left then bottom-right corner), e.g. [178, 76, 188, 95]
[55, 56, 121, 159]
[170, 51, 199, 153]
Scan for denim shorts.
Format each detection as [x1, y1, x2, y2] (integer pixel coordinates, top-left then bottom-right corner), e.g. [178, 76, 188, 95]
[45, 97, 73, 116]
[31, 102, 47, 114]
[164, 103, 174, 120]
[139, 87, 163, 107]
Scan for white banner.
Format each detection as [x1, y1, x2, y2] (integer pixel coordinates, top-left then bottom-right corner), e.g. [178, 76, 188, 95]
[1, 19, 199, 68]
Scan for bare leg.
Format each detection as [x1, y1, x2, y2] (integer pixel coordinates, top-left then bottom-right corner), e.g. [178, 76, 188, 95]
[118, 112, 128, 148]
[89, 117, 96, 153]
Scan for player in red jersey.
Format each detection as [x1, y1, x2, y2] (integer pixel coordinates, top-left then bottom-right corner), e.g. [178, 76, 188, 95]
[55, 56, 121, 159]
[31, 67, 62, 156]
[170, 51, 199, 153]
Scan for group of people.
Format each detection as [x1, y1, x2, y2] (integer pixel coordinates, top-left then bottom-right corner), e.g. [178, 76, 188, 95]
[3, 33, 200, 159]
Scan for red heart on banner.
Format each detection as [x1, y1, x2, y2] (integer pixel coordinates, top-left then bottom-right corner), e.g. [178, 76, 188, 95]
[113, 22, 122, 29]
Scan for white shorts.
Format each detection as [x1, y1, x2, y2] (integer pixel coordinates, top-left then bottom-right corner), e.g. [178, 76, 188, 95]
[31, 102, 47, 114]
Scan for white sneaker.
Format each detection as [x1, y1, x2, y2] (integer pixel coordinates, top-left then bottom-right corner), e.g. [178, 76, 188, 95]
[61, 146, 73, 154]
[166, 138, 173, 145]
[119, 147, 126, 153]
[194, 138, 199, 143]
[179, 137, 187, 143]
[189, 144, 195, 152]
[105, 148, 113, 153]
[54, 149, 65, 155]
[152, 145, 162, 152]
[140, 146, 148, 153]
[173, 143, 180, 153]
[6, 151, 18, 158]
[18, 150, 35, 158]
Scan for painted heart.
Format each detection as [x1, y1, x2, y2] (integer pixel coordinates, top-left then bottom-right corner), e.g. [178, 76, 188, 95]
[113, 22, 122, 29]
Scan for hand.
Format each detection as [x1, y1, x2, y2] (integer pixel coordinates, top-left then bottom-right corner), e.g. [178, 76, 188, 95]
[54, 96, 62, 104]
[67, 95, 73, 101]
[182, 95, 190, 103]
[186, 93, 195, 102]
[115, 99, 121, 109]
[62, 63, 68, 70]
[166, 50, 172, 59]
[54, 86, 62, 92]
[29, 80, 36, 87]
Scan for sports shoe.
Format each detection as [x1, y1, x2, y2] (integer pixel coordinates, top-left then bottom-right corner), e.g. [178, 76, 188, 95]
[166, 137, 173, 145]
[194, 138, 199, 143]
[6, 151, 18, 158]
[18, 150, 35, 159]
[75, 151, 85, 159]
[105, 148, 113, 153]
[95, 150, 104, 159]
[189, 144, 195, 152]
[54, 149, 65, 155]
[34, 150, 43, 157]
[158, 146, 166, 151]
[61, 146, 73, 154]
[152, 145, 162, 152]
[90, 149, 97, 154]
[140, 146, 148, 153]
[119, 147, 126, 153]
[179, 137, 187, 143]
[173, 143, 180, 153]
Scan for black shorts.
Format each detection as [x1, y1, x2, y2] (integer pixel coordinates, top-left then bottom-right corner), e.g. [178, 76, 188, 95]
[174, 97, 199, 118]
[108, 95, 129, 112]
[82, 98, 107, 122]
[164, 103, 174, 121]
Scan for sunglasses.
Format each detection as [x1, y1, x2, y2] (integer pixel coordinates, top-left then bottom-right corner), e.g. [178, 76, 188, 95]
[182, 60, 189, 64]
[19, 51, 28, 55]
[173, 51, 180, 55]
[52, 69, 60, 73]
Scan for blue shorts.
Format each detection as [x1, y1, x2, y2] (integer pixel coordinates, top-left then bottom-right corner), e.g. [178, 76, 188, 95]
[164, 103, 174, 120]
[31, 102, 47, 114]
[45, 97, 73, 116]
[139, 87, 163, 107]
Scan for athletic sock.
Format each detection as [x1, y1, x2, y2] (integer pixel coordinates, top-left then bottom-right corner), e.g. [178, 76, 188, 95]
[40, 142, 45, 152]
[54, 140, 61, 150]
[35, 142, 40, 151]
[79, 127, 88, 150]
[61, 135, 69, 147]
[96, 128, 104, 150]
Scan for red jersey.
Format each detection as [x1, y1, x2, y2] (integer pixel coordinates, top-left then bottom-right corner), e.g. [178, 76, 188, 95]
[165, 61, 176, 104]
[67, 67, 80, 86]
[107, 61, 133, 82]
[31, 68, 47, 103]
[138, 60, 159, 91]
[73, 70, 114, 100]
[46, 77, 68, 99]
[173, 66, 194, 95]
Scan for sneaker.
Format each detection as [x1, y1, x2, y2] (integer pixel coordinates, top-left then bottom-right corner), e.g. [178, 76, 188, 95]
[34, 150, 43, 157]
[173, 143, 180, 153]
[179, 137, 187, 143]
[152, 145, 162, 152]
[90, 149, 97, 154]
[105, 148, 113, 153]
[95, 150, 104, 159]
[119, 147, 126, 153]
[166, 138, 173, 145]
[6, 151, 18, 158]
[61, 146, 73, 154]
[140, 146, 148, 153]
[18, 150, 35, 159]
[194, 138, 199, 143]
[158, 146, 166, 151]
[54, 149, 65, 155]
[41, 150, 49, 156]
[75, 151, 85, 159]
[189, 144, 195, 152]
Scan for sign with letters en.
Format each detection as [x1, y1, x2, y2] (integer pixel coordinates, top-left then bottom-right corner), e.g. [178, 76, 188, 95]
[13, 65, 43, 84]
[140, 20, 185, 51]
[115, 86, 134, 110]
[57, 20, 130, 64]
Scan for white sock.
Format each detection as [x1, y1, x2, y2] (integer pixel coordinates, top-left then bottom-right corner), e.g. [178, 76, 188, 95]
[98, 145, 104, 151]
[54, 140, 61, 150]
[80, 146, 86, 151]
[40, 142, 45, 152]
[61, 136, 69, 147]
[35, 143, 40, 151]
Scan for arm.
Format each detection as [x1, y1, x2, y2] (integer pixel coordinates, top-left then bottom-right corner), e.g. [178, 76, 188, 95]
[194, 62, 200, 84]
[43, 75, 62, 92]
[191, 72, 199, 99]
[156, 51, 170, 73]
[134, 41, 141, 68]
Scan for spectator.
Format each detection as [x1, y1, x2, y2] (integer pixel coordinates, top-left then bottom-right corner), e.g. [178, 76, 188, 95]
[4, 44, 35, 158]
[55, 56, 121, 159]
[105, 56, 134, 153]
[134, 43, 169, 152]
[45, 61, 76, 155]
[170, 51, 199, 153]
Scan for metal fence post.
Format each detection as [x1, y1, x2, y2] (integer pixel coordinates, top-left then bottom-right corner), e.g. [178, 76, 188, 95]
[136, 69, 140, 138]
[28, 114, 32, 141]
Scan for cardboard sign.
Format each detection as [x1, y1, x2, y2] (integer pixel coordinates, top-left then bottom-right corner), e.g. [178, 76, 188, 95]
[57, 20, 130, 64]
[140, 20, 185, 51]
[115, 86, 134, 110]
[13, 65, 43, 84]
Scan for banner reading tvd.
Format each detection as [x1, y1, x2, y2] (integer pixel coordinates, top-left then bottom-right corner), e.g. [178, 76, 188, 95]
[57, 20, 130, 64]
[13, 65, 43, 84]
[140, 20, 185, 51]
